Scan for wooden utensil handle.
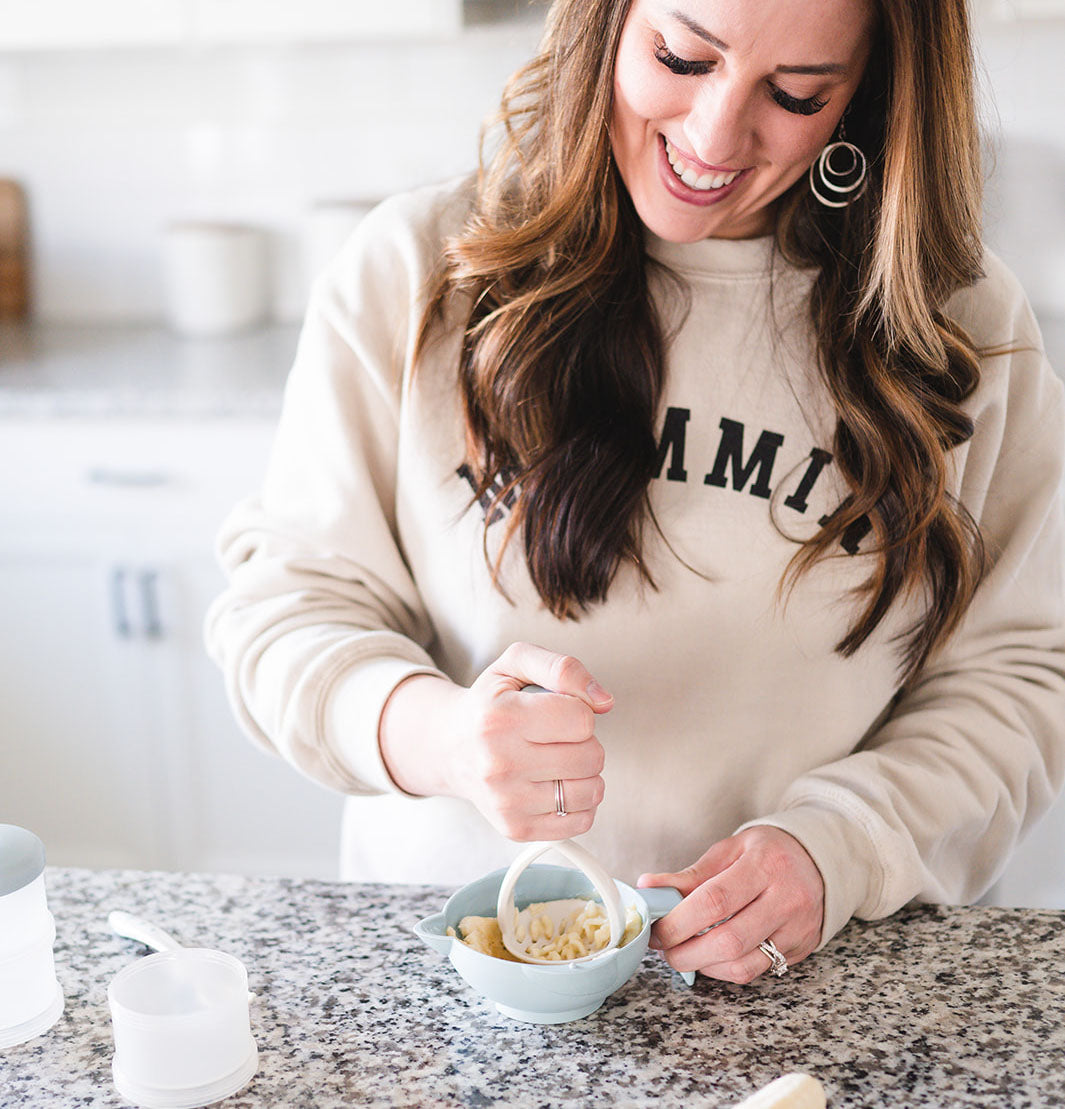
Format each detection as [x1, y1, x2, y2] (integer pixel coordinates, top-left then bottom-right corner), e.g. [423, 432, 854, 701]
[0, 179, 30, 321]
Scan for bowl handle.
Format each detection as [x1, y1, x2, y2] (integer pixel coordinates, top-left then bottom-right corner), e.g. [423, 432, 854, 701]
[639, 887, 696, 987]
[413, 913, 453, 957]
[639, 886, 683, 921]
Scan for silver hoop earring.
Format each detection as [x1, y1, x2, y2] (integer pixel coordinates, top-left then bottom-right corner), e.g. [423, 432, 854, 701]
[809, 140, 868, 208]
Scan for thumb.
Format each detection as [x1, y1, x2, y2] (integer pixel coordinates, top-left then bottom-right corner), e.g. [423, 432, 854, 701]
[582, 677, 614, 714]
[491, 643, 614, 712]
[637, 867, 703, 897]
[637, 837, 744, 897]
[536, 663, 614, 714]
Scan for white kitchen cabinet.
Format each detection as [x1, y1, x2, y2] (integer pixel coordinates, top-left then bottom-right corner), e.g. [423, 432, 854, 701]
[0, 0, 187, 50]
[0, 547, 170, 869]
[0, 416, 344, 878]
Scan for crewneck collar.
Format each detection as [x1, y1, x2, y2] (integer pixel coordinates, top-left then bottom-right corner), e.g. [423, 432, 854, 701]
[643, 229, 778, 277]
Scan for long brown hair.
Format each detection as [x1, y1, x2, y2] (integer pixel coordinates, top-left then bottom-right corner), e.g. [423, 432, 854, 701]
[418, 0, 987, 682]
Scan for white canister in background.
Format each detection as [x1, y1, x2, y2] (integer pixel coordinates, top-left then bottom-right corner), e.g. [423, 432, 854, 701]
[0, 825, 64, 1049]
[304, 200, 376, 293]
[163, 222, 269, 337]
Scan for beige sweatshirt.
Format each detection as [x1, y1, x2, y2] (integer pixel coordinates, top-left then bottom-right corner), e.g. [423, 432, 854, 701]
[205, 178, 1065, 946]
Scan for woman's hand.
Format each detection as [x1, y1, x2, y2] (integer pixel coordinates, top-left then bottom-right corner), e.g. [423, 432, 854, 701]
[378, 642, 613, 841]
[637, 826, 825, 983]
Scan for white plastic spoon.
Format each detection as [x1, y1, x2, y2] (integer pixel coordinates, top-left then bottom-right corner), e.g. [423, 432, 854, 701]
[496, 839, 626, 965]
[108, 911, 183, 953]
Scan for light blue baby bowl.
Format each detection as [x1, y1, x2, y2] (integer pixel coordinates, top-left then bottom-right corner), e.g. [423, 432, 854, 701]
[414, 863, 692, 1024]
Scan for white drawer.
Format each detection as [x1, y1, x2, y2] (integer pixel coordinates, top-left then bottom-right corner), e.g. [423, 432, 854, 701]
[0, 417, 276, 549]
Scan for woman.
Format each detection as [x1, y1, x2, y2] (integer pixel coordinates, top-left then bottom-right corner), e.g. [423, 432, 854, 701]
[206, 0, 1065, 985]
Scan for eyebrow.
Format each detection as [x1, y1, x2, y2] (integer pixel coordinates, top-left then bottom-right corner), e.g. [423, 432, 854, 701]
[667, 8, 850, 76]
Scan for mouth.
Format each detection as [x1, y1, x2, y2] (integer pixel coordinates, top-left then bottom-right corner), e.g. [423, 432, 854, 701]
[658, 136, 749, 204]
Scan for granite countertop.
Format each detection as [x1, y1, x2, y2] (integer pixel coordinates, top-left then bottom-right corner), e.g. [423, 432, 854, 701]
[0, 323, 298, 419]
[3, 868, 1063, 1107]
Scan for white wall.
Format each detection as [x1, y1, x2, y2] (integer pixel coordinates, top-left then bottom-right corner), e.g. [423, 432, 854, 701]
[0, 10, 1063, 333]
[977, 14, 1065, 331]
[0, 25, 542, 324]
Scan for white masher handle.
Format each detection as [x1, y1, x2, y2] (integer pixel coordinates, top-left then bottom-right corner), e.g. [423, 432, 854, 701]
[496, 839, 625, 960]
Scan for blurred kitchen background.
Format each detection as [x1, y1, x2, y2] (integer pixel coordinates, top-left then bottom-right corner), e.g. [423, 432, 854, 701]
[1, 1, 1063, 906]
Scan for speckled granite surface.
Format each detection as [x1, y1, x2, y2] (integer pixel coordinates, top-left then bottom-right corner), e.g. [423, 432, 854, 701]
[2, 868, 1063, 1107]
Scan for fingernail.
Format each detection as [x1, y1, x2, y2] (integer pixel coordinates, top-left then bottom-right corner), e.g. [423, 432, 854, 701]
[586, 679, 612, 706]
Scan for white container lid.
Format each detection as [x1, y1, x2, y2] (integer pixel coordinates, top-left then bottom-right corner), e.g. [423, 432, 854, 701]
[112, 1044, 257, 1109]
[0, 825, 45, 897]
[0, 984, 63, 1050]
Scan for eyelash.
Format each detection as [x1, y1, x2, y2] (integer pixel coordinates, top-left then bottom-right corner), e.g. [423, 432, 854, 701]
[769, 87, 829, 117]
[653, 37, 714, 77]
[652, 37, 829, 117]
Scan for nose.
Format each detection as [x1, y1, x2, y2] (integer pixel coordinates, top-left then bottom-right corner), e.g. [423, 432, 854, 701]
[683, 80, 752, 169]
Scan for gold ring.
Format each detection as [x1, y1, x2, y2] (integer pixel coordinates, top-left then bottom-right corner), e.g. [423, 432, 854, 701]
[554, 779, 567, 817]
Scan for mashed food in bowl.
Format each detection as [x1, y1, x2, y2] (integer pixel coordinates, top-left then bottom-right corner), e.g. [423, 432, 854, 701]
[448, 899, 642, 963]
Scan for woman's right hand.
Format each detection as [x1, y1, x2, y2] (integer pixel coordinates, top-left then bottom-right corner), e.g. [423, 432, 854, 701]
[378, 642, 613, 841]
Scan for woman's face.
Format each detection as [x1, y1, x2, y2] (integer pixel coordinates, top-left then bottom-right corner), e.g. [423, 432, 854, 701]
[610, 0, 875, 241]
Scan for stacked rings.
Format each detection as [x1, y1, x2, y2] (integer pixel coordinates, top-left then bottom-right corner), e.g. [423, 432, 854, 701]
[758, 939, 789, 977]
[554, 779, 567, 817]
[808, 140, 868, 208]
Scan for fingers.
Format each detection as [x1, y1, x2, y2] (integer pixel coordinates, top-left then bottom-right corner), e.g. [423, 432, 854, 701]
[657, 893, 818, 982]
[535, 775, 604, 817]
[517, 701, 600, 747]
[476, 748, 605, 839]
[643, 855, 767, 948]
[638, 836, 745, 897]
[677, 930, 802, 986]
[642, 826, 826, 984]
[488, 775, 605, 841]
[460, 643, 612, 841]
[703, 927, 819, 984]
[523, 737, 606, 782]
[469, 695, 605, 782]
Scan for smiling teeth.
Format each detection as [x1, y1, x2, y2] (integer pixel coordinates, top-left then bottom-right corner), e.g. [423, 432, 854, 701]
[664, 139, 740, 191]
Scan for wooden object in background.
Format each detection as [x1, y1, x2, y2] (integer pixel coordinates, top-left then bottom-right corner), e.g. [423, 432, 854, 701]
[0, 179, 30, 321]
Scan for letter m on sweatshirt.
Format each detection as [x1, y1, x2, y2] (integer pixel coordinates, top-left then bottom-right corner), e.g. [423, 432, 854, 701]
[704, 417, 784, 499]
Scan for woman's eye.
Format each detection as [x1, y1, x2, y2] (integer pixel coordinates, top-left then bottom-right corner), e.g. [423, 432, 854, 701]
[770, 85, 829, 116]
[653, 34, 714, 77]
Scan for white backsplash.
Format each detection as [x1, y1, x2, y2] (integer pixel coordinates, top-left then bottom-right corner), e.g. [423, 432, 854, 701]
[0, 25, 541, 324]
[979, 18, 1065, 334]
[0, 11, 1062, 353]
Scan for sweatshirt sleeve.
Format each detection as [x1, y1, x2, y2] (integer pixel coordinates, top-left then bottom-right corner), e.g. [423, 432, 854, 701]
[204, 190, 458, 797]
[741, 258, 1065, 946]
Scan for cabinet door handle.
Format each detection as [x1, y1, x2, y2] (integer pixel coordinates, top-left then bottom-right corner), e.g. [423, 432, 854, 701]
[140, 570, 163, 639]
[111, 567, 131, 638]
[86, 468, 172, 488]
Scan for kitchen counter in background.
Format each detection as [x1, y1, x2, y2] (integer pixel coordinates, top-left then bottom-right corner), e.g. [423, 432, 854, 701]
[5, 868, 1064, 1107]
[2, 313, 1065, 423]
[0, 323, 300, 419]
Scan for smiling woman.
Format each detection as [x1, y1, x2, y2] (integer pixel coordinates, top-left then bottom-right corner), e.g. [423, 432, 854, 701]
[610, 0, 874, 241]
[206, 0, 1065, 989]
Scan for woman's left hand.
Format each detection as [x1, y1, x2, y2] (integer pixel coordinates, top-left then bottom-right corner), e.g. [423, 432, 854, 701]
[637, 826, 825, 983]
